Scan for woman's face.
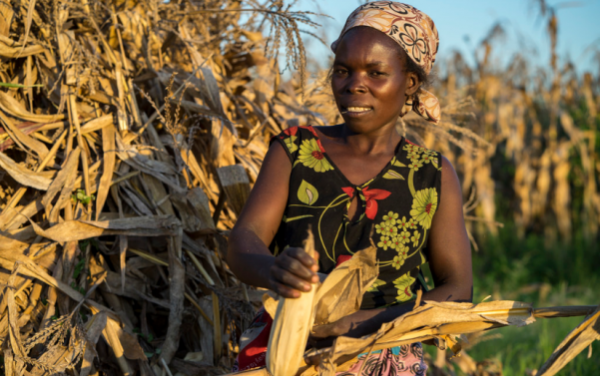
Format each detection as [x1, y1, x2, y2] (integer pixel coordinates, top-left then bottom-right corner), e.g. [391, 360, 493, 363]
[332, 27, 419, 135]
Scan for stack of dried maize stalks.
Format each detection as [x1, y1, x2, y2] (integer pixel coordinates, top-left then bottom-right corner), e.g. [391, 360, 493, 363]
[0, 0, 333, 374]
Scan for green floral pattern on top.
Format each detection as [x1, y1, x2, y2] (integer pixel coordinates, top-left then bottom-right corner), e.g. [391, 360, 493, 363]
[410, 188, 438, 230]
[271, 126, 442, 309]
[296, 138, 334, 173]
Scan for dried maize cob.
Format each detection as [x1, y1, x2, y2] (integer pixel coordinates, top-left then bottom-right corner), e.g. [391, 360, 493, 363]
[266, 231, 318, 376]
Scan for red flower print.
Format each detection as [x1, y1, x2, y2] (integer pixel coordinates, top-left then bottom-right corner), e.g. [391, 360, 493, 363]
[312, 149, 324, 160]
[342, 186, 355, 198]
[362, 187, 391, 220]
[283, 126, 298, 136]
[336, 255, 352, 267]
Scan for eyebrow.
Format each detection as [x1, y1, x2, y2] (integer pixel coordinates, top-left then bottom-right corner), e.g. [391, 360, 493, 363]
[365, 62, 387, 68]
[332, 61, 388, 68]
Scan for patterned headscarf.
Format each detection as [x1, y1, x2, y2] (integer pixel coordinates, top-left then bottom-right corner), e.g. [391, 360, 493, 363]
[331, 1, 441, 124]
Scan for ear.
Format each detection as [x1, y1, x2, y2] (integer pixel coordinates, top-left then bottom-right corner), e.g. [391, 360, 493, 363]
[405, 71, 421, 97]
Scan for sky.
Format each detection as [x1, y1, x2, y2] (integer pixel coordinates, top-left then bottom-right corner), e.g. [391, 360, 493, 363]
[290, 0, 600, 75]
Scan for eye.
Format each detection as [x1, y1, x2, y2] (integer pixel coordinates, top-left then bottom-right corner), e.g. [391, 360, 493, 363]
[370, 71, 386, 77]
[333, 67, 348, 75]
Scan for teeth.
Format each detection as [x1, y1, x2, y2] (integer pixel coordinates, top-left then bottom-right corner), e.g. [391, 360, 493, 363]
[346, 107, 371, 112]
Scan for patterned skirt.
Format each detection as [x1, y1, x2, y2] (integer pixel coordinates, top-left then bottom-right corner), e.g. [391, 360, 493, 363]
[232, 308, 427, 376]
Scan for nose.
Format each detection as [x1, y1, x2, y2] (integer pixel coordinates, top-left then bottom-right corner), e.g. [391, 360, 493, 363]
[345, 72, 367, 94]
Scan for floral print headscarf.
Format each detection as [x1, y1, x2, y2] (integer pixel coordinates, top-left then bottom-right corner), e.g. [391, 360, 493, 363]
[331, 1, 441, 124]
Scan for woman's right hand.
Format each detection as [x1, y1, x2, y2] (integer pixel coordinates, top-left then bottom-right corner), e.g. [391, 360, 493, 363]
[269, 247, 320, 298]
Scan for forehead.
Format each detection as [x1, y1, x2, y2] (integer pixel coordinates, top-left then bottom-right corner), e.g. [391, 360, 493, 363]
[334, 27, 404, 66]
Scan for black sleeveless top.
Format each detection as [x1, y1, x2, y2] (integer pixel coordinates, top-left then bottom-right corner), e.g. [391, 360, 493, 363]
[270, 126, 442, 309]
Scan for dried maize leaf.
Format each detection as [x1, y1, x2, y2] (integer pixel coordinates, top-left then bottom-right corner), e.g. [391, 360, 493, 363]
[0, 0, 13, 37]
[79, 114, 113, 134]
[6, 263, 27, 361]
[116, 134, 183, 192]
[0, 151, 53, 190]
[186, 187, 216, 234]
[31, 215, 182, 243]
[158, 235, 185, 365]
[95, 120, 116, 219]
[42, 147, 80, 209]
[196, 295, 215, 365]
[80, 311, 108, 376]
[90, 306, 132, 375]
[0, 91, 63, 123]
[537, 304, 600, 376]
[216, 164, 250, 216]
[534, 305, 597, 318]
[89, 256, 145, 299]
[180, 142, 211, 188]
[141, 173, 176, 215]
[211, 120, 237, 167]
[0, 226, 36, 253]
[0, 39, 44, 58]
[308, 300, 536, 372]
[46, 148, 80, 223]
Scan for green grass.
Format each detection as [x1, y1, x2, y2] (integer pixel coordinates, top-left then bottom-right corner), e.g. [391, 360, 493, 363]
[425, 222, 600, 375]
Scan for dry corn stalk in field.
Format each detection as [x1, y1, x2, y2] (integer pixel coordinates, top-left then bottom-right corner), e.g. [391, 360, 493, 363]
[0, 0, 331, 374]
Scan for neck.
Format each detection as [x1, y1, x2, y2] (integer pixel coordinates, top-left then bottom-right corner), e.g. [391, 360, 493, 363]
[341, 123, 401, 156]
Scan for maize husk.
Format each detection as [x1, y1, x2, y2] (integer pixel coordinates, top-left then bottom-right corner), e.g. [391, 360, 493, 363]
[312, 245, 378, 326]
[266, 230, 319, 376]
[224, 245, 598, 376]
[223, 303, 598, 376]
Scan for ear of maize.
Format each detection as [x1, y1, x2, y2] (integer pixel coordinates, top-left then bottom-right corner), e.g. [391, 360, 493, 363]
[266, 230, 318, 376]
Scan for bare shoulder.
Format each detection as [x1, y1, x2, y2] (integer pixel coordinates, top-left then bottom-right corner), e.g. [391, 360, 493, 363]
[439, 155, 461, 196]
[440, 155, 458, 178]
[233, 141, 291, 240]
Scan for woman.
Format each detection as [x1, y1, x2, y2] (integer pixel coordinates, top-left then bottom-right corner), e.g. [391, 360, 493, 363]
[227, 2, 472, 374]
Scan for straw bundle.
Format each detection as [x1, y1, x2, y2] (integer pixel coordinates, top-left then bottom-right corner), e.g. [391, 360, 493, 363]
[0, 0, 330, 374]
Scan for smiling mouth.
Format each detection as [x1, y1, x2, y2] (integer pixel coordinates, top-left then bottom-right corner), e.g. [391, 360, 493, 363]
[341, 106, 373, 114]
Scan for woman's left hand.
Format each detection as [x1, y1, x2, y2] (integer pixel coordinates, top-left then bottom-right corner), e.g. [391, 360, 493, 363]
[305, 312, 372, 366]
[309, 311, 371, 348]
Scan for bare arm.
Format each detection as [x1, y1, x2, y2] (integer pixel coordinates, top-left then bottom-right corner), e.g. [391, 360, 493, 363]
[423, 155, 473, 302]
[312, 156, 472, 341]
[226, 142, 319, 297]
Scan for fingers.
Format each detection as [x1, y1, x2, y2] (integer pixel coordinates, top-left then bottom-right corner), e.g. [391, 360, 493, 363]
[270, 265, 312, 296]
[269, 280, 302, 299]
[287, 247, 319, 276]
[269, 247, 320, 298]
[283, 249, 317, 279]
